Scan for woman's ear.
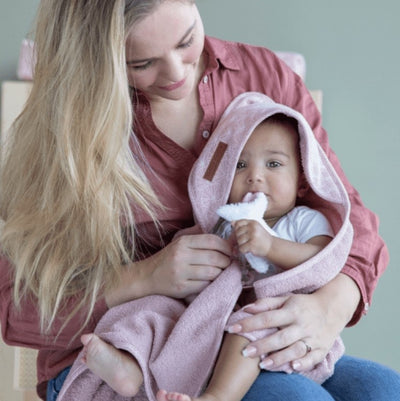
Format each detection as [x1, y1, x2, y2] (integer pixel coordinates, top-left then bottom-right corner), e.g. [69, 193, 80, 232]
[297, 174, 309, 198]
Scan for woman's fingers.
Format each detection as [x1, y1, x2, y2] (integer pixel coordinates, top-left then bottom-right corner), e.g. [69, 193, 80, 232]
[241, 323, 300, 359]
[230, 309, 292, 337]
[258, 336, 314, 370]
[175, 235, 232, 270]
[233, 292, 341, 373]
[186, 233, 232, 257]
[178, 235, 232, 280]
[189, 265, 227, 281]
[150, 234, 233, 298]
[228, 297, 291, 334]
[290, 345, 325, 372]
[188, 248, 231, 272]
[243, 297, 289, 314]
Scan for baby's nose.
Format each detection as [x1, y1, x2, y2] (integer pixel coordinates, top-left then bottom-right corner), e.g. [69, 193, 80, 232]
[247, 168, 263, 182]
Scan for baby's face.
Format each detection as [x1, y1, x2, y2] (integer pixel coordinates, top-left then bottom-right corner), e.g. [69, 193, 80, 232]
[229, 121, 301, 225]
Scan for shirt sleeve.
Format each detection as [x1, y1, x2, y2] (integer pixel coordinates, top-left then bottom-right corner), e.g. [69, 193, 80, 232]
[232, 43, 389, 325]
[0, 256, 109, 350]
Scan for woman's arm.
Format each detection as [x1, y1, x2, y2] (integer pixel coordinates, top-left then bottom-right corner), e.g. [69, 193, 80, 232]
[1, 233, 231, 347]
[0, 257, 108, 349]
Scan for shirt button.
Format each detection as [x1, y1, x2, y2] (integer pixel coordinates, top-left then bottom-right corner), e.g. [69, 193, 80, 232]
[202, 130, 210, 139]
[203, 75, 209, 84]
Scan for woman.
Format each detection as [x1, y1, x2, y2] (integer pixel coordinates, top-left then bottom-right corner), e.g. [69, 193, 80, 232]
[0, 1, 398, 400]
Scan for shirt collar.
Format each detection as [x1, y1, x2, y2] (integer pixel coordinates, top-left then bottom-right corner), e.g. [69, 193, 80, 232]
[204, 36, 240, 73]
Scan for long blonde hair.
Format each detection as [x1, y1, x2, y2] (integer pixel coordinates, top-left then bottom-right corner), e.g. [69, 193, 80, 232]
[0, 0, 165, 332]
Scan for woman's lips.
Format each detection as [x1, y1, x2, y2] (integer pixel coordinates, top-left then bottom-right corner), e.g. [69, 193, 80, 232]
[159, 78, 186, 91]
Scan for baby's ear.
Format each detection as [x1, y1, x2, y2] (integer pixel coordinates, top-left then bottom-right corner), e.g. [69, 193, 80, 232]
[297, 174, 309, 198]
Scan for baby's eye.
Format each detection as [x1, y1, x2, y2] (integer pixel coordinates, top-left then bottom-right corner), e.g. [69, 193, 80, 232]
[236, 160, 247, 170]
[267, 161, 282, 168]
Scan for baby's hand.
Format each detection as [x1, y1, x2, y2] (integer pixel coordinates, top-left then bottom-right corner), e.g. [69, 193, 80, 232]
[232, 219, 272, 258]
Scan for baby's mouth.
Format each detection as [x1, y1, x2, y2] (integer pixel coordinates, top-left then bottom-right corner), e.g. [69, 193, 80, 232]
[242, 192, 265, 203]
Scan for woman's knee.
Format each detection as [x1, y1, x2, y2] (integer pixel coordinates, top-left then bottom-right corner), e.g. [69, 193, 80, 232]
[323, 355, 400, 401]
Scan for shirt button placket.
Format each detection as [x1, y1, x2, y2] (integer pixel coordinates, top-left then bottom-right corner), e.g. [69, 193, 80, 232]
[198, 74, 213, 145]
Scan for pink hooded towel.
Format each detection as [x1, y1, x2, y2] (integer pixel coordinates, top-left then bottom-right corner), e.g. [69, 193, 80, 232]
[58, 92, 353, 400]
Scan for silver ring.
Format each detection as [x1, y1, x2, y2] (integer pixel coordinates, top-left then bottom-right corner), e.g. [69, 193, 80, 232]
[300, 339, 312, 355]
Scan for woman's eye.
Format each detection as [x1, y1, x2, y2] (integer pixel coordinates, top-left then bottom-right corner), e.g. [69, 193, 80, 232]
[178, 34, 194, 49]
[130, 61, 153, 71]
[236, 160, 247, 170]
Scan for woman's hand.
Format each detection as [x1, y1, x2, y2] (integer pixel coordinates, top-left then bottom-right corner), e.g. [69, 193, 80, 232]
[105, 234, 232, 307]
[146, 234, 232, 298]
[229, 274, 360, 372]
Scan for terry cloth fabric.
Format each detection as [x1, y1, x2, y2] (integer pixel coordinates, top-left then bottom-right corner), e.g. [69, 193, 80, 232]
[57, 93, 353, 400]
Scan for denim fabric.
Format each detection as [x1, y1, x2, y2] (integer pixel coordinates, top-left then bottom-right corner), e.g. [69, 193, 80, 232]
[46, 366, 71, 401]
[242, 355, 400, 401]
[46, 356, 400, 400]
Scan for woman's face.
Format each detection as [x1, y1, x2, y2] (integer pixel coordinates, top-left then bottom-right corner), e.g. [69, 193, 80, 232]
[125, 1, 205, 102]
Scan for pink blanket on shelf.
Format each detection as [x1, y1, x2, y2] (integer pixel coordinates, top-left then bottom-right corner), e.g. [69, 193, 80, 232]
[58, 93, 353, 400]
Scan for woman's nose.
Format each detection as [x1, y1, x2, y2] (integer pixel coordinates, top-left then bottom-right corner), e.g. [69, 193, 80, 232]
[162, 53, 185, 82]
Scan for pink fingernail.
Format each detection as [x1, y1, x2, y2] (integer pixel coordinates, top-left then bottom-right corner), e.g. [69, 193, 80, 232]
[227, 324, 242, 333]
[243, 303, 256, 311]
[242, 346, 257, 357]
[259, 358, 273, 369]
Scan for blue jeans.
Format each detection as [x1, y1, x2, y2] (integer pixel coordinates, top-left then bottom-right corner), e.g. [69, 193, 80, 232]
[47, 356, 400, 400]
[46, 366, 71, 401]
[242, 355, 400, 400]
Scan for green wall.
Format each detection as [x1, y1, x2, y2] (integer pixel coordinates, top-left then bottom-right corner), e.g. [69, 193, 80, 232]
[1, 0, 399, 372]
[0, 1, 40, 83]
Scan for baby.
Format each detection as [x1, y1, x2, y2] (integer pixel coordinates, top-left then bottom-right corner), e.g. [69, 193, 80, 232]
[80, 112, 333, 401]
